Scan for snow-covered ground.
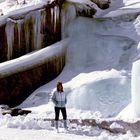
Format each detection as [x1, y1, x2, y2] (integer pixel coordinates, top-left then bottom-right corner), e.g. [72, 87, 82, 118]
[0, 128, 94, 140]
[0, 0, 49, 15]
[1, 0, 140, 139]
[0, 127, 139, 140]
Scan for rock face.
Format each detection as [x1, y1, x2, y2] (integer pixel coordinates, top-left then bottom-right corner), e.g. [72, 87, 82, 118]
[0, 1, 62, 62]
[91, 0, 110, 9]
[0, 25, 8, 62]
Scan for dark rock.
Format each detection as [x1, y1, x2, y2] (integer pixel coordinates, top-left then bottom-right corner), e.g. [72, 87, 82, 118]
[18, 109, 31, 115]
[11, 108, 22, 116]
[0, 25, 8, 62]
[76, 8, 97, 18]
[91, 0, 110, 10]
[100, 121, 110, 129]
[2, 108, 31, 116]
[98, 3, 110, 9]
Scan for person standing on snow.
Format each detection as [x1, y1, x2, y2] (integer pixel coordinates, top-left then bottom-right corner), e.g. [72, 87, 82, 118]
[52, 82, 68, 130]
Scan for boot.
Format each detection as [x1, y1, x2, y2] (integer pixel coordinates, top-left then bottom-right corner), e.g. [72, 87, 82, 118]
[55, 121, 59, 130]
[64, 120, 68, 130]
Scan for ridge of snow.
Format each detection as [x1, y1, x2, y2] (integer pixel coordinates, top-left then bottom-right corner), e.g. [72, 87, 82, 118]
[0, 39, 68, 78]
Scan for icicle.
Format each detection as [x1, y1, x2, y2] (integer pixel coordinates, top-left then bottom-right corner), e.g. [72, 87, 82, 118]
[5, 18, 15, 60]
[61, 3, 76, 38]
[51, 7, 54, 25]
[17, 19, 24, 53]
[33, 10, 42, 50]
[40, 9, 46, 34]
[54, 6, 57, 32]
[56, 6, 60, 21]
[24, 15, 32, 53]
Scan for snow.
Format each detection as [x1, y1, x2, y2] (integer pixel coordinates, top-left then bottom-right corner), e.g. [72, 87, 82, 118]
[67, 71, 130, 117]
[0, 0, 50, 15]
[118, 53, 140, 120]
[124, 0, 140, 6]
[1, 0, 140, 139]
[95, 0, 140, 18]
[0, 126, 139, 140]
[0, 3, 47, 26]
[0, 128, 94, 140]
[110, 122, 124, 129]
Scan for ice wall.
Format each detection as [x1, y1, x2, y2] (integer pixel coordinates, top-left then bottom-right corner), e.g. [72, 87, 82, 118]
[131, 59, 140, 117]
[66, 17, 136, 70]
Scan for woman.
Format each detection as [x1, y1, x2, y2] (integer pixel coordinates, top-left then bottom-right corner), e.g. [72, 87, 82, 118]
[52, 82, 67, 130]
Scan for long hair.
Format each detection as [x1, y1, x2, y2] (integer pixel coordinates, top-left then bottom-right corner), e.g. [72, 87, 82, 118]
[57, 82, 63, 92]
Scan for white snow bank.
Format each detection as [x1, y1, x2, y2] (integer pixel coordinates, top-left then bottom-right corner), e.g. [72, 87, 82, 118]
[67, 70, 131, 117]
[117, 103, 135, 121]
[118, 58, 140, 120]
[0, 2, 47, 26]
[0, 39, 68, 78]
[0, 127, 94, 140]
[124, 0, 140, 6]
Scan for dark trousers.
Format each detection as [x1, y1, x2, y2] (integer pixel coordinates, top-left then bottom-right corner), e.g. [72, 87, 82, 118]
[55, 107, 67, 121]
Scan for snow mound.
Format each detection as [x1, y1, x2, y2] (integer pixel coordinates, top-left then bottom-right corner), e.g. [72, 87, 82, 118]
[67, 70, 131, 117]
